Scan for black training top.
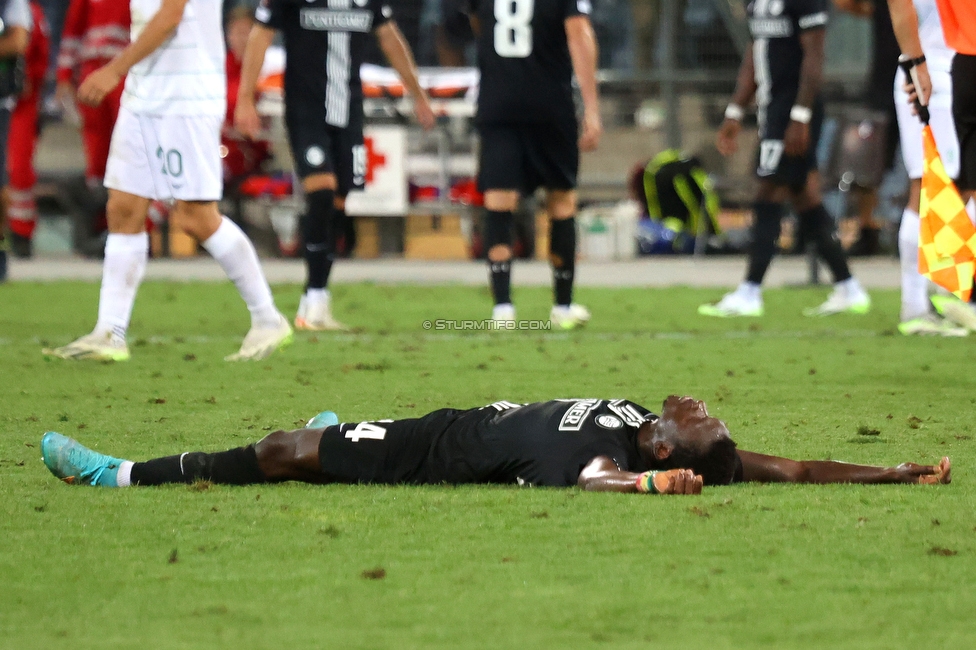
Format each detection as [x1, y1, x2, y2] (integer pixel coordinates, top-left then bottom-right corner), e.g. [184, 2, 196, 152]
[468, 0, 590, 124]
[747, 0, 828, 109]
[255, 0, 392, 128]
[320, 399, 655, 486]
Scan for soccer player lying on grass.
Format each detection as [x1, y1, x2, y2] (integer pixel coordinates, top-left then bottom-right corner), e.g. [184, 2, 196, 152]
[41, 396, 951, 494]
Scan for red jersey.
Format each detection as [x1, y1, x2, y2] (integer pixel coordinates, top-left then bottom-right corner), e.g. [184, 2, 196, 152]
[56, 0, 130, 84]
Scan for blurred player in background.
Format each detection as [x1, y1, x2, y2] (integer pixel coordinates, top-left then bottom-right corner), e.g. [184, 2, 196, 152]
[55, 0, 130, 255]
[0, 0, 32, 283]
[235, 0, 434, 331]
[44, 0, 292, 362]
[700, 0, 871, 318]
[888, 0, 976, 331]
[890, 0, 967, 336]
[5, 0, 48, 260]
[466, 0, 601, 330]
[832, 0, 900, 257]
[41, 395, 951, 492]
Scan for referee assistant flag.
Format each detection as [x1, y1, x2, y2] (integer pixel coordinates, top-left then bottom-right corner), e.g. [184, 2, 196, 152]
[919, 124, 976, 301]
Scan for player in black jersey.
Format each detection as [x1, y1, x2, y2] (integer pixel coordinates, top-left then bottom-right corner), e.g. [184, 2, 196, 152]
[700, 0, 871, 319]
[41, 396, 951, 493]
[235, 0, 435, 331]
[466, 0, 601, 331]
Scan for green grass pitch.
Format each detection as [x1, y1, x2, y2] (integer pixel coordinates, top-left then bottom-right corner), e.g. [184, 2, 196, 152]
[2, 280, 975, 648]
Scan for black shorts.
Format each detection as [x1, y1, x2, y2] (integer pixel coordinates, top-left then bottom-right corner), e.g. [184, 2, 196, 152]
[316, 408, 465, 484]
[952, 53, 976, 191]
[285, 101, 366, 195]
[756, 97, 824, 191]
[477, 118, 579, 194]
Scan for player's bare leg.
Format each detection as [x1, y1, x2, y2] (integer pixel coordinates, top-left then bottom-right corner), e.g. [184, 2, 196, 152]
[546, 188, 589, 329]
[294, 172, 346, 331]
[171, 200, 291, 360]
[484, 189, 519, 325]
[43, 189, 150, 361]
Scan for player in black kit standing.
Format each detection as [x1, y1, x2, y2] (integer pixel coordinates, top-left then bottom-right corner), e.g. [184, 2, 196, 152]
[42, 396, 952, 494]
[699, 0, 871, 319]
[235, 0, 435, 331]
[468, 0, 602, 330]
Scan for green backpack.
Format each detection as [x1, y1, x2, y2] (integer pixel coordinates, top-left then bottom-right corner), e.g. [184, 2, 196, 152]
[642, 150, 721, 250]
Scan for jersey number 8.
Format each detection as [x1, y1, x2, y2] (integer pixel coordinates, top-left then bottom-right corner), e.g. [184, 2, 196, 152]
[494, 0, 534, 58]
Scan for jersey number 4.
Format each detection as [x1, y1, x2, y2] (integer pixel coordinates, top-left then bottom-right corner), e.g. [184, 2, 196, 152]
[494, 0, 534, 58]
[345, 421, 391, 442]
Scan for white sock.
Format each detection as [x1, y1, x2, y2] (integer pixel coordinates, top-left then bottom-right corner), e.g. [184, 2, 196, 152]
[116, 460, 134, 488]
[738, 282, 762, 300]
[898, 208, 929, 321]
[202, 217, 279, 329]
[305, 287, 329, 304]
[836, 277, 864, 296]
[95, 233, 149, 340]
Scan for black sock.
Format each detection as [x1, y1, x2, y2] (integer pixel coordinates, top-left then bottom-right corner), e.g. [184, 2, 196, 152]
[486, 209, 514, 305]
[338, 206, 355, 256]
[800, 204, 852, 282]
[130, 446, 265, 486]
[304, 188, 336, 290]
[746, 202, 784, 284]
[550, 217, 576, 306]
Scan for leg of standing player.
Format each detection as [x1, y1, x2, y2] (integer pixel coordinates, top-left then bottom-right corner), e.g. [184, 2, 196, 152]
[6, 87, 41, 258]
[0, 106, 10, 283]
[894, 64, 967, 336]
[44, 109, 290, 361]
[936, 52, 976, 330]
[483, 188, 518, 324]
[294, 169, 346, 331]
[545, 188, 590, 329]
[788, 170, 871, 316]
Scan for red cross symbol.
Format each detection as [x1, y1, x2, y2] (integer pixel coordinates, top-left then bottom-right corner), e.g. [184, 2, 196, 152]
[364, 136, 387, 185]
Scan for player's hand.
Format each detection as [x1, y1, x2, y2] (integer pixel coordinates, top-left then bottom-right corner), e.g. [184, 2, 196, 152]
[414, 93, 436, 131]
[578, 109, 602, 152]
[77, 64, 123, 107]
[234, 99, 262, 140]
[899, 456, 951, 485]
[783, 120, 810, 157]
[904, 61, 932, 115]
[715, 118, 740, 157]
[653, 468, 704, 495]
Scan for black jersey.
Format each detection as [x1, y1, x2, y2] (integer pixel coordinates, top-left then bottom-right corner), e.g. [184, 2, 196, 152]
[747, 0, 828, 112]
[469, 0, 591, 124]
[318, 398, 654, 487]
[255, 0, 392, 129]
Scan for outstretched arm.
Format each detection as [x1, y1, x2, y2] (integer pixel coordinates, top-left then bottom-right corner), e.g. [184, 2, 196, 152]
[577, 456, 703, 494]
[376, 21, 435, 130]
[737, 450, 951, 484]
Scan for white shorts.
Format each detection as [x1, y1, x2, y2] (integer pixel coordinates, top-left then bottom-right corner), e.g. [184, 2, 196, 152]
[104, 107, 223, 201]
[895, 66, 959, 180]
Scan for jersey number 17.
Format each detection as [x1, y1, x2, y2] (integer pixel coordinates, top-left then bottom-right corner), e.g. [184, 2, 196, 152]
[494, 0, 534, 58]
